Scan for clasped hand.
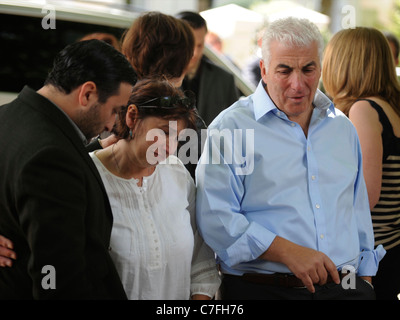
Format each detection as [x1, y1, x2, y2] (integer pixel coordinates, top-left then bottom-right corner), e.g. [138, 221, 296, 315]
[0, 235, 16, 267]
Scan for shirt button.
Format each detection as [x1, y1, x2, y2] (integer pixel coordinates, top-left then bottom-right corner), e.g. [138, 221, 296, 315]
[320, 234, 324, 239]
[311, 175, 316, 180]
[291, 123, 296, 127]
[315, 204, 320, 209]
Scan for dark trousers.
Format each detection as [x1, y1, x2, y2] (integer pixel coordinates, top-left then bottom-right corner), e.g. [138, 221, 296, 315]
[220, 274, 376, 300]
[373, 244, 400, 300]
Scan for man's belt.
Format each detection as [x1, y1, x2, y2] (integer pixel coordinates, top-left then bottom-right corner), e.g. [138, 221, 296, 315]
[235, 273, 342, 288]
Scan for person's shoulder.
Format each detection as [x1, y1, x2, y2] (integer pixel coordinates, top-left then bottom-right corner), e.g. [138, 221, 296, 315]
[202, 57, 235, 79]
[314, 90, 352, 125]
[349, 99, 382, 118]
[159, 155, 190, 175]
[328, 106, 354, 127]
[210, 96, 254, 128]
[158, 155, 195, 187]
[325, 106, 362, 143]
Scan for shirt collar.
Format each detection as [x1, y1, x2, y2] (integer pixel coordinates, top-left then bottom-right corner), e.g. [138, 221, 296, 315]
[252, 81, 335, 121]
[253, 82, 276, 121]
[51, 100, 88, 145]
[66, 112, 88, 145]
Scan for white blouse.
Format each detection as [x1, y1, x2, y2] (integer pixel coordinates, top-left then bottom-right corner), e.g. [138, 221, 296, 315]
[90, 152, 220, 300]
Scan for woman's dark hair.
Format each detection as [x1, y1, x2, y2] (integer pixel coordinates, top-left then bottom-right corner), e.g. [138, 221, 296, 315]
[121, 12, 194, 80]
[115, 78, 197, 139]
[45, 39, 137, 103]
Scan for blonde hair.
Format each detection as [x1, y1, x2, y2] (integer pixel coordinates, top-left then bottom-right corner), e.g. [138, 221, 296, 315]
[322, 27, 400, 116]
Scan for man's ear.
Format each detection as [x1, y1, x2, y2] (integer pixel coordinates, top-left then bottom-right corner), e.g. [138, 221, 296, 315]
[260, 59, 268, 83]
[78, 81, 98, 108]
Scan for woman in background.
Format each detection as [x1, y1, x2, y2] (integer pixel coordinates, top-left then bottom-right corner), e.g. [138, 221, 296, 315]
[322, 27, 400, 299]
[121, 11, 194, 87]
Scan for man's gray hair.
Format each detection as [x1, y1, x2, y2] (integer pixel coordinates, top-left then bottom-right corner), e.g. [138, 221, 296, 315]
[262, 17, 324, 73]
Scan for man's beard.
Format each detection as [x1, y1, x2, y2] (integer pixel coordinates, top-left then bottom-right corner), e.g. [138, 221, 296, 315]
[75, 102, 105, 141]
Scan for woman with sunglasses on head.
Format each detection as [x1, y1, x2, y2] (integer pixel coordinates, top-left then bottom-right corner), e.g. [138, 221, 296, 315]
[90, 78, 220, 300]
[0, 78, 219, 299]
[89, 11, 206, 179]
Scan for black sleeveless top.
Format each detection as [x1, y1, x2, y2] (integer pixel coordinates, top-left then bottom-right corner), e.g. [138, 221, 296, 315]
[359, 99, 400, 250]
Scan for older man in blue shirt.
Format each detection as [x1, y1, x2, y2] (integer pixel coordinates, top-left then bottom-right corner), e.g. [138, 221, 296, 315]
[196, 17, 385, 300]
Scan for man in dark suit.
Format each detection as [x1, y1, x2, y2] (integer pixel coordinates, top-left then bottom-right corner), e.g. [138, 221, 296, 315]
[0, 40, 137, 299]
[177, 11, 239, 126]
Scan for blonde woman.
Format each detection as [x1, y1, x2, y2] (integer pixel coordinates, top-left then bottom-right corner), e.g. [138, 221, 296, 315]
[322, 27, 400, 300]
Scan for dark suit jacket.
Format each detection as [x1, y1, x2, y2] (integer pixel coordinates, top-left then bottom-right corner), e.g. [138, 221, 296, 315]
[198, 59, 239, 125]
[0, 86, 127, 299]
[185, 57, 239, 126]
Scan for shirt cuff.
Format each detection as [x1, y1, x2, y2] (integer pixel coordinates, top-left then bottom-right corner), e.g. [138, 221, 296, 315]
[357, 244, 386, 276]
[218, 222, 276, 267]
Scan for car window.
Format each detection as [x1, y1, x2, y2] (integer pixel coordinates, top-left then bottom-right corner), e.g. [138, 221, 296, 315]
[0, 13, 126, 93]
[0, 7, 254, 105]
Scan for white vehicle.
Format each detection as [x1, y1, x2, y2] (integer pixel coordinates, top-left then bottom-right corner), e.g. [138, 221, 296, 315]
[0, 0, 254, 105]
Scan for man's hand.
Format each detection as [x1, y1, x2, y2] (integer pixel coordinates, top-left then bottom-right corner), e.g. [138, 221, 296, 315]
[0, 235, 16, 267]
[98, 134, 119, 149]
[260, 236, 340, 293]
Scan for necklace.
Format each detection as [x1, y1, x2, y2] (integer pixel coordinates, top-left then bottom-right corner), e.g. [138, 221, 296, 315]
[112, 143, 121, 173]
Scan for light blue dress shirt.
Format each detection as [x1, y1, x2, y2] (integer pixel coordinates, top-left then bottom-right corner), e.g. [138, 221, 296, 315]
[196, 82, 385, 277]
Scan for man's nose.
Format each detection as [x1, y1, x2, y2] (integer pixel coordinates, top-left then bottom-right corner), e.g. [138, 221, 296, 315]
[290, 72, 306, 91]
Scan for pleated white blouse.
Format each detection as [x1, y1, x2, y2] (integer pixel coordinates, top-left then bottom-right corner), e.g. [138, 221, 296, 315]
[90, 152, 220, 300]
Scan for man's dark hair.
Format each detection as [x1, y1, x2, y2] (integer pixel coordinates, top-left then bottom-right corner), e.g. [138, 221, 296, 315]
[45, 39, 137, 103]
[175, 11, 207, 31]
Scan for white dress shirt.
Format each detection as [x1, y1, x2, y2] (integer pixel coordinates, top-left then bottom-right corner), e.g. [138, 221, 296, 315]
[91, 152, 220, 299]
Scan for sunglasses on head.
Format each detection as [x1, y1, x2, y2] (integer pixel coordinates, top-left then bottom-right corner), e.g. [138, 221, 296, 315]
[138, 91, 196, 110]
